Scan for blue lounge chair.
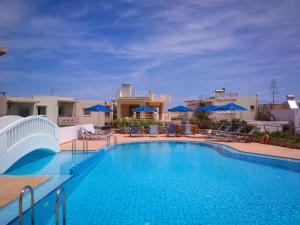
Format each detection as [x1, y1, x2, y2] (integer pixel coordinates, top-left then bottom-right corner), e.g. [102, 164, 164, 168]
[149, 125, 158, 136]
[167, 123, 177, 136]
[130, 125, 140, 137]
[183, 123, 192, 136]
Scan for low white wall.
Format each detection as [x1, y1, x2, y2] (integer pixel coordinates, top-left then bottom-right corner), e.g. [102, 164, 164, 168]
[59, 124, 95, 144]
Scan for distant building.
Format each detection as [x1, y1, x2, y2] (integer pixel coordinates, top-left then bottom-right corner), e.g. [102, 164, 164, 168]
[267, 95, 300, 135]
[186, 89, 259, 121]
[0, 95, 113, 127]
[116, 84, 171, 120]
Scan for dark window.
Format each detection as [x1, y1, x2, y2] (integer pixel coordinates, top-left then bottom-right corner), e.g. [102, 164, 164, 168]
[83, 109, 91, 116]
[250, 105, 255, 110]
[37, 106, 46, 116]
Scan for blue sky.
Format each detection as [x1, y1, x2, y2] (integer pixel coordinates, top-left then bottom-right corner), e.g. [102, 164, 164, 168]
[0, 0, 300, 105]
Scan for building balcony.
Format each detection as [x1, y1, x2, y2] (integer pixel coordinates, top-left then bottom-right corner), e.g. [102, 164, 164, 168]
[57, 116, 78, 126]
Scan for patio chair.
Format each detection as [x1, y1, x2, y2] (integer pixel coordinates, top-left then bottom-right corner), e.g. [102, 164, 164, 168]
[203, 123, 225, 138]
[213, 125, 230, 139]
[149, 125, 158, 136]
[239, 128, 257, 142]
[221, 126, 243, 142]
[167, 123, 177, 136]
[130, 125, 140, 137]
[183, 123, 193, 136]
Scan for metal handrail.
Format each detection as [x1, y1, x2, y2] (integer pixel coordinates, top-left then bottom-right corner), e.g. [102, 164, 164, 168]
[106, 135, 117, 147]
[71, 139, 77, 154]
[19, 185, 35, 225]
[82, 138, 88, 151]
[106, 135, 111, 147]
[55, 186, 66, 225]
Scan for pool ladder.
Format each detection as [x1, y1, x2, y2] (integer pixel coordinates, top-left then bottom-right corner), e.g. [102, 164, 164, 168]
[106, 134, 118, 147]
[71, 138, 89, 153]
[18, 185, 66, 225]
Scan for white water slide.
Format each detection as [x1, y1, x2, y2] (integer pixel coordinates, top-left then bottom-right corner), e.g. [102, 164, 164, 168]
[0, 116, 60, 174]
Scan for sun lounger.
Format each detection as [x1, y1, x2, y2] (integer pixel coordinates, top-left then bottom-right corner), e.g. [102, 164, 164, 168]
[219, 126, 243, 142]
[78, 127, 108, 140]
[130, 125, 140, 137]
[167, 123, 177, 136]
[203, 123, 225, 138]
[149, 125, 158, 136]
[183, 123, 193, 136]
[238, 128, 257, 142]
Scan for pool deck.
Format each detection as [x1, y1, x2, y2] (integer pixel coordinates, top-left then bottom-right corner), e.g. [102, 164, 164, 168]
[0, 176, 50, 208]
[61, 134, 300, 160]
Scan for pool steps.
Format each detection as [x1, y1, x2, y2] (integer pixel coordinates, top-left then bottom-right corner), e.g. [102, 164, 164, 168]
[18, 185, 67, 225]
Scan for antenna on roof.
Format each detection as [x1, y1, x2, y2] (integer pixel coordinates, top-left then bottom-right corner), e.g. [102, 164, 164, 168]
[270, 79, 279, 105]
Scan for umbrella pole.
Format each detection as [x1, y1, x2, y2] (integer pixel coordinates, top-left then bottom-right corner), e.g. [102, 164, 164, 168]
[98, 112, 100, 126]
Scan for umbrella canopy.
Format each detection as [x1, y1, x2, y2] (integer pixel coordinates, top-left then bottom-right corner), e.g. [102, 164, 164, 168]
[132, 105, 157, 113]
[85, 104, 112, 112]
[196, 105, 218, 112]
[217, 103, 247, 111]
[168, 105, 193, 112]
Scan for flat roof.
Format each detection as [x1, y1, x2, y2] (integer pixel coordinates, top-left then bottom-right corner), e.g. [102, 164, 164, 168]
[7, 97, 39, 103]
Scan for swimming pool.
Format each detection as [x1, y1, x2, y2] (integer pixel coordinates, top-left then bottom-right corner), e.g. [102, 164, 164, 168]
[8, 142, 300, 224]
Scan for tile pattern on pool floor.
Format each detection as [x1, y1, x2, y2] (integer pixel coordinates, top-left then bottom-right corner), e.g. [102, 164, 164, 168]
[45, 142, 300, 225]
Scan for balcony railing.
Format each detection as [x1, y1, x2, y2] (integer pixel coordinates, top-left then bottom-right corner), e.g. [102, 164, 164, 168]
[57, 116, 78, 126]
[117, 90, 171, 102]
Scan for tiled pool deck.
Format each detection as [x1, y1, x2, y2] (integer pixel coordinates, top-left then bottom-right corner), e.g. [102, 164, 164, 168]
[1, 134, 299, 209]
[61, 134, 300, 160]
[0, 176, 50, 207]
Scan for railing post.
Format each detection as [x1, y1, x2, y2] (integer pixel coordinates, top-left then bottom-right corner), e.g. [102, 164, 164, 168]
[55, 186, 66, 225]
[19, 185, 35, 225]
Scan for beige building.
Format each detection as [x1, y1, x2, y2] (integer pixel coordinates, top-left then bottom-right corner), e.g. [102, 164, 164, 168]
[0, 95, 113, 127]
[186, 89, 259, 121]
[116, 84, 171, 120]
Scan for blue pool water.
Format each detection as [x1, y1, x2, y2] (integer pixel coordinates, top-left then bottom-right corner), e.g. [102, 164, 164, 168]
[6, 151, 95, 175]
[7, 142, 300, 225]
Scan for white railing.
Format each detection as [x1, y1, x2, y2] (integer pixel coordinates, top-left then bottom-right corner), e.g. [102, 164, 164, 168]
[0, 116, 59, 156]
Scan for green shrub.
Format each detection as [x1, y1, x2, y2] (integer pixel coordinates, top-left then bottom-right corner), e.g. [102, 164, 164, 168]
[110, 118, 164, 128]
[269, 131, 300, 142]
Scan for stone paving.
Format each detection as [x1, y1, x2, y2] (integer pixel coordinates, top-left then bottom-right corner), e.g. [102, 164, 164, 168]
[0, 176, 50, 207]
[61, 134, 300, 160]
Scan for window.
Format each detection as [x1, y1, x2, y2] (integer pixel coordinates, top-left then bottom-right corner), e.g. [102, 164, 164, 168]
[83, 109, 91, 116]
[37, 106, 47, 116]
[250, 105, 255, 110]
[58, 106, 64, 116]
[18, 107, 31, 117]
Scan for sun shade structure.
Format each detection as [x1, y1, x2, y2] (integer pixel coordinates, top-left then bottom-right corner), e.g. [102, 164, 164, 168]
[217, 103, 247, 111]
[85, 104, 112, 112]
[168, 105, 193, 112]
[196, 105, 218, 112]
[132, 105, 157, 113]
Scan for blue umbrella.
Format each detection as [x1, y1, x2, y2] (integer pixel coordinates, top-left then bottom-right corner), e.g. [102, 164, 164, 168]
[132, 105, 157, 113]
[196, 105, 218, 112]
[217, 103, 247, 111]
[168, 105, 193, 112]
[85, 104, 112, 125]
[85, 104, 112, 112]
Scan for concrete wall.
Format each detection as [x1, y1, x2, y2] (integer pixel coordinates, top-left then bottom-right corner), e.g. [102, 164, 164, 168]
[59, 123, 95, 144]
[76, 100, 113, 126]
[271, 109, 300, 134]
[210, 95, 258, 121]
[0, 96, 7, 117]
